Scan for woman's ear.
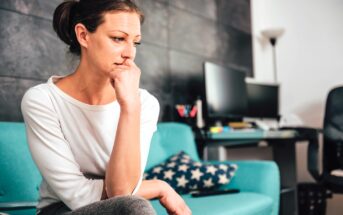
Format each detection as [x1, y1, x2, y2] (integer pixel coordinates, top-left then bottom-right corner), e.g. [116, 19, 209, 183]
[74, 23, 89, 49]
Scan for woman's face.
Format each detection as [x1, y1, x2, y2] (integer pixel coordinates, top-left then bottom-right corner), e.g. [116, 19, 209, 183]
[85, 11, 141, 76]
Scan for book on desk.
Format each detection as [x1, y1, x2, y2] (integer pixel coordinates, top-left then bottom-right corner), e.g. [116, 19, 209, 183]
[207, 128, 298, 140]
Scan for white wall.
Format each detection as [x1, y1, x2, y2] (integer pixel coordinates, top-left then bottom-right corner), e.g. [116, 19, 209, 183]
[251, 0, 343, 214]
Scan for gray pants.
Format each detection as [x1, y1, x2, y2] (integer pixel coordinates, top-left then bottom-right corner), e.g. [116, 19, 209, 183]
[38, 196, 156, 215]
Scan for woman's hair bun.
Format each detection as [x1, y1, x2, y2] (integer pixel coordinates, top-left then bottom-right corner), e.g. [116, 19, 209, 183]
[53, 0, 79, 46]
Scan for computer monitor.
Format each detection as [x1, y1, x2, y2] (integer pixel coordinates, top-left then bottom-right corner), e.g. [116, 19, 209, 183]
[246, 80, 279, 119]
[203, 62, 248, 123]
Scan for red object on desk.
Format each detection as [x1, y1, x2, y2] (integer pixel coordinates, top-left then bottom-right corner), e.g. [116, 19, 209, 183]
[189, 106, 197, 118]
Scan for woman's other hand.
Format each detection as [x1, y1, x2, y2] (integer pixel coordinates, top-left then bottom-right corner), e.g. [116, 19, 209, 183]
[109, 59, 141, 111]
[158, 181, 192, 215]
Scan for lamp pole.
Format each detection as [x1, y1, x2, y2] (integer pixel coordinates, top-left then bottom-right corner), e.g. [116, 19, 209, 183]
[261, 28, 285, 83]
[270, 37, 278, 82]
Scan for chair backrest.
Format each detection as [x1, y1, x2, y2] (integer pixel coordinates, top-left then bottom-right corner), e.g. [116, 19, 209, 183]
[145, 122, 200, 171]
[323, 86, 343, 172]
[0, 122, 42, 203]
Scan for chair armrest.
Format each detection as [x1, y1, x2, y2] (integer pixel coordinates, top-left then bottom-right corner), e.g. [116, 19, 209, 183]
[208, 160, 280, 215]
[282, 126, 323, 182]
[307, 129, 322, 182]
[288, 127, 322, 182]
[0, 201, 37, 209]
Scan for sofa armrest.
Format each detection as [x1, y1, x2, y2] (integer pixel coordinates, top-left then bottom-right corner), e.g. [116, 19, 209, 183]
[0, 201, 37, 209]
[208, 160, 280, 215]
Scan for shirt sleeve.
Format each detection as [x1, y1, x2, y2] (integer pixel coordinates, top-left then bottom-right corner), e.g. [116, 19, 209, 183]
[132, 90, 160, 194]
[21, 88, 104, 210]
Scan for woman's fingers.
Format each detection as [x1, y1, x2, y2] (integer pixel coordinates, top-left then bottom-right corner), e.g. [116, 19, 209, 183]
[123, 58, 134, 66]
[108, 59, 141, 109]
[171, 199, 191, 215]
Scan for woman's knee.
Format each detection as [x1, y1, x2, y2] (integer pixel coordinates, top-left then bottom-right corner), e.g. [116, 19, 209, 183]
[110, 195, 156, 215]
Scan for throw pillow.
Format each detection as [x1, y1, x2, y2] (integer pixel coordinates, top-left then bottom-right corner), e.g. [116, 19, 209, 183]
[144, 151, 238, 194]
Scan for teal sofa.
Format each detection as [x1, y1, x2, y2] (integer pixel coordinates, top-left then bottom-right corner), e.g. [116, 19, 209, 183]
[0, 122, 280, 215]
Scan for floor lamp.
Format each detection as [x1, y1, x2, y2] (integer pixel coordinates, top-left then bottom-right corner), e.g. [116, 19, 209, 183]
[261, 28, 285, 82]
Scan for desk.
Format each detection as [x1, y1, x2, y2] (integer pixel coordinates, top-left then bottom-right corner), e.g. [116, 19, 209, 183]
[201, 129, 315, 215]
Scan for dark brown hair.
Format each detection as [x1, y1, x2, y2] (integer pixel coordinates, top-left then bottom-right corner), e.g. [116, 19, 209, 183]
[53, 0, 144, 56]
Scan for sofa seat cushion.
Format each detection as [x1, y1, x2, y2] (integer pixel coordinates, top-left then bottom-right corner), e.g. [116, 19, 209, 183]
[150, 192, 273, 215]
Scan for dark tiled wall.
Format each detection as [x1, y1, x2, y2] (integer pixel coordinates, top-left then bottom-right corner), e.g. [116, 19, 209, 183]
[0, 0, 252, 122]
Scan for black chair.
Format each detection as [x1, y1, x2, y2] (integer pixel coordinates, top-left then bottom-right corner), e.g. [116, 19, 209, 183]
[297, 86, 343, 215]
[308, 86, 343, 192]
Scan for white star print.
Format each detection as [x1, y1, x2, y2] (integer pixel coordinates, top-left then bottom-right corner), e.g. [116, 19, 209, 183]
[218, 174, 229, 184]
[183, 154, 191, 159]
[170, 156, 178, 161]
[178, 164, 189, 172]
[176, 175, 189, 188]
[193, 162, 202, 167]
[167, 162, 176, 168]
[219, 164, 228, 171]
[206, 165, 217, 175]
[189, 184, 198, 190]
[191, 168, 204, 181]
[163, 169, 175, 180]
[153, 166, 163, 174]
[181, 158, 191, 163]
[203, 178, 214, 188]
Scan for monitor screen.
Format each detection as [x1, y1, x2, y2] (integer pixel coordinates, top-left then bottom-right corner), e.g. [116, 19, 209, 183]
[204, 62, 248, 121]
[246, 81, 279, 119]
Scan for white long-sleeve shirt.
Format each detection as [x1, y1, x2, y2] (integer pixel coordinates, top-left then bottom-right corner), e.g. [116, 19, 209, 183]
[21, 76, 159, 211]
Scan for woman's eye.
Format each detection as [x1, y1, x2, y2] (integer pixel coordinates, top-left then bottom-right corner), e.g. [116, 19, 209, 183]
[134, 42, 141, 47]
[112, 37, 125, 42]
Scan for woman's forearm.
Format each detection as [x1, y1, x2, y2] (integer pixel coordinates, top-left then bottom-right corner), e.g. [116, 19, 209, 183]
[136, 180, 166, 200]
[105, 105, 141, 197]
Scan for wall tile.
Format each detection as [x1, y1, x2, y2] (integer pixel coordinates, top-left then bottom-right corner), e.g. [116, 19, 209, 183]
[0, 0, 253, 122]
[170, 0, 216, 21]
[136, 0, 168, 47]
[169, 50, 205, 104]
[216, 0, 251, 34]
[0, 0, 61, 20]
[216, 24, 253, 75]
[135, 43, 172, 120]
[169, 7, 219, 59]
[0, 77, 42, 122]
[0, 10, 71, 80]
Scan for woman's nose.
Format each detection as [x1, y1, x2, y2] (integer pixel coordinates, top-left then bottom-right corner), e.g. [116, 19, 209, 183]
[122, 43, 135, 59]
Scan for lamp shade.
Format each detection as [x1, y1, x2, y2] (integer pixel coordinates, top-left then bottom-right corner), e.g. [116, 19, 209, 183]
[261, 28, 285, 39]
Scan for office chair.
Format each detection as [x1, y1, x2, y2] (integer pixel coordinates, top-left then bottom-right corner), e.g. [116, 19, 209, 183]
[307, 86, 343, 192]
[297, 86, 343, 215]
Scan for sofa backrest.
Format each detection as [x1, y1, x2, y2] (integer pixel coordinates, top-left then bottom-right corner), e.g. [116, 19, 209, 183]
[145, 122, 200, 171]
[0, 122, 42, 203]
[0, 121, 199, 202]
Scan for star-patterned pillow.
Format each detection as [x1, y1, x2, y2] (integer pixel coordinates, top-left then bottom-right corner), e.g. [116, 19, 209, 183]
[143, 151, 238, 194]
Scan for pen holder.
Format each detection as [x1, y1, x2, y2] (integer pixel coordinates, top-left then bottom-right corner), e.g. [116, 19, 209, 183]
[175, 104, 197, 127]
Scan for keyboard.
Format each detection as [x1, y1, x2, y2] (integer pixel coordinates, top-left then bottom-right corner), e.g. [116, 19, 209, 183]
[263, 129, 298, 138]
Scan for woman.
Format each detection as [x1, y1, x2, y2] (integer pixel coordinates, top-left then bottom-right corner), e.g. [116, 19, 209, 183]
[21, 0, 191, 214]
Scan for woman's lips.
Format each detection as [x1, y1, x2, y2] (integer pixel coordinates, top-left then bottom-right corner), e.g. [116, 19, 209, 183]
[113, 63, 130, 69]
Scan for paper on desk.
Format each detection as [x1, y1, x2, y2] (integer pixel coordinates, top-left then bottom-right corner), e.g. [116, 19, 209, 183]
[331, 169, 343, 177]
